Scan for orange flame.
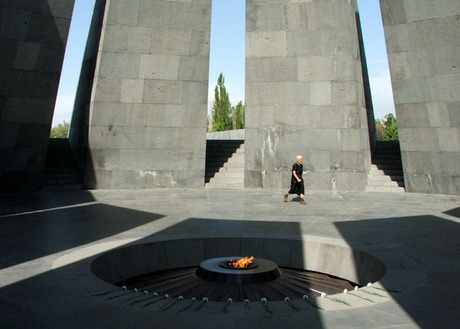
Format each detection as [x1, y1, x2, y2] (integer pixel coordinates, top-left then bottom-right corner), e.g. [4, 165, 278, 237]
[230, 256, 254, 268]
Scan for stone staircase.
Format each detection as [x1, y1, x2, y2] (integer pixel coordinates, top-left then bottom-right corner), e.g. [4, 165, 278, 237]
[205, 140, 244, 189]
[366, 141, 405, 192]
[43, 138, 82, 190]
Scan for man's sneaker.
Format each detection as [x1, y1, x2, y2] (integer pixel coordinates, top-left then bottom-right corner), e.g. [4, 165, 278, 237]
[300, 199, 306, 205]
[284, 194, 288, 202]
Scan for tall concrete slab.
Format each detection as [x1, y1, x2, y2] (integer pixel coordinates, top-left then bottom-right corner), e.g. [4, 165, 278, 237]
[84, 0, 212, 189]
[0, 0, 75, 191]
[69, 0, 106, 181]
[245, 0, 371, 191]
[380, 0, 460, 195]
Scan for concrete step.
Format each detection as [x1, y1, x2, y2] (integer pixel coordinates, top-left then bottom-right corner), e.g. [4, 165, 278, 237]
[367, 180, 402, 187]
[208, 176, 244, 184]
[44, 174, 80, 182]
[215, 169, 244, 176]
[44, 138, 82, 189]
[206, 142, 244, 189]
[44, 179, 81, 186]
[372, 157, 402, 163]
[365, 185, 405, 193]
[216, 166, 244, 173]
[368, 170, 403, 178]
[367, 174, 404, 182]
[366, 181, 404, 188]
[42, 184, 82, 191]
[205, 169, 243, 179]
[366, 155, 405, 192]
[369, 165, 402, 175]
[45, 167, 79, 173]
[372, 164, 403, 171]
[205, 140, 244, 184]
[374, 140, 401, 150]
[205, 182, 244, 189]
[222, 160, 244, 168]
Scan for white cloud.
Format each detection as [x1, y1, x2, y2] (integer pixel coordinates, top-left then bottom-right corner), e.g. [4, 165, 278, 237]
[369, 71, 395, 120]
[52, 94, 75, 126]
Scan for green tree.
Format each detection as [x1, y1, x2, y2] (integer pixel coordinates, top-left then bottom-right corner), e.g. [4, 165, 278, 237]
[375, 120, 386, 140]
[50, 121, 70, 138]
[232, 101, 245, 130]
[375, 113, 399, 141]
[382, 113, 399, 141]
[212, 73, 232, 131]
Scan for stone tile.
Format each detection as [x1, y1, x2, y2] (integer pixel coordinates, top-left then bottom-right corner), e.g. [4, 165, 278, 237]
[1, 187, 450, 327]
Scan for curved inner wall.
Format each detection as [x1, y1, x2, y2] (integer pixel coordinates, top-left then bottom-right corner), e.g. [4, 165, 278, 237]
[91, 237, 386, 287]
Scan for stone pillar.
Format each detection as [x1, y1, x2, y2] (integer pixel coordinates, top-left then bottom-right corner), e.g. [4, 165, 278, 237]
[0, 1, 75, 191]
[85, 0, 212, 189]
[380, 0, 460, 195]
[245, 0, 371, 191]
[69, 0, 106, 181]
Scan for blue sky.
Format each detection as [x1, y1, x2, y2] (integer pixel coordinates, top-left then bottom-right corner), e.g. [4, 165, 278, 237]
[53, 0, 394, 126]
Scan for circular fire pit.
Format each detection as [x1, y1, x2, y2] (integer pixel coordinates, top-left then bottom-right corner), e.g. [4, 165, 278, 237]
[112, 256, 361, 302]
[91, 237, 387, 303]
[196, 257, 281, 284]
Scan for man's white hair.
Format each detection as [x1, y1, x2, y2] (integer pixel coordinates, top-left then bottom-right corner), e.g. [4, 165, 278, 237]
[296, 155, 302, 160]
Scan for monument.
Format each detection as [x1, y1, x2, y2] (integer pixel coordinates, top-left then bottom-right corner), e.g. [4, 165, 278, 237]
[0, 0, 458, 195]
[245, 0, 372, 191]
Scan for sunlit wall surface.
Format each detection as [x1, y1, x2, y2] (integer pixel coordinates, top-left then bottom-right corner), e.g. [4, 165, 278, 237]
[245, 0, 371, 191]
[381, 0, 460, 194]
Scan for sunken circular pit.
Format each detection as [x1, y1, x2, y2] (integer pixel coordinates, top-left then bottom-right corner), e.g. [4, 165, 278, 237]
[91, 237, 387, 303]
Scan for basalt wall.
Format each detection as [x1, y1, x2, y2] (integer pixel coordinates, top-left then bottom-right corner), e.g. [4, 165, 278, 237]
[83, 0, 212, 189]
[380, 0, 460, 194]
[2, 0, 459, 195]
[0, 1, 75, 191]
[244, 0, 372, 191]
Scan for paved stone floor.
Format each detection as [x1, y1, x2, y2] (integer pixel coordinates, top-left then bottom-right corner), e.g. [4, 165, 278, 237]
[0, 189, 459, 328]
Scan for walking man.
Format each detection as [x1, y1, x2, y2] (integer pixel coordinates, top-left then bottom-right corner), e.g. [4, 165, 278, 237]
[284, 155, 306, 205]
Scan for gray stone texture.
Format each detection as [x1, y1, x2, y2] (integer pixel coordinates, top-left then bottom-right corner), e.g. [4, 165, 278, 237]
[84, 0, 212, 188]
[0, 0, 75, 191]
[380, 0, 460, 194]
[92, 237, 386, 288]
[1, 189, 459, 327]
[245, 0, 371, 190]
[2, 0, 459, 196]
[69, 0, 106, 181]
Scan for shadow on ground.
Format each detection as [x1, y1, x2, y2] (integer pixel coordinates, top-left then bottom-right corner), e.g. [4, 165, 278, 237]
[0, 191, 459, 328]
[0, 202, 327, 328]
[335, 215, 460, 328]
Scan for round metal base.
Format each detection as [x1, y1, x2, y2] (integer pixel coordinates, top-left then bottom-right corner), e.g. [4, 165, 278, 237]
[195, 257, 281, 284]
